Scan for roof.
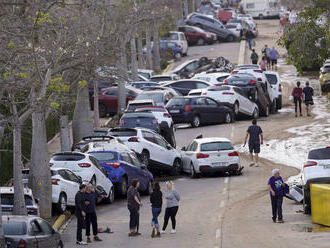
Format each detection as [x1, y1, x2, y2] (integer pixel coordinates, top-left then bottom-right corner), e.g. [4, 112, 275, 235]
[138, 90, 166, 94]
[138, 69, 154, 73]
[194, 137, 231, 143]
[194, 72, 231, 77]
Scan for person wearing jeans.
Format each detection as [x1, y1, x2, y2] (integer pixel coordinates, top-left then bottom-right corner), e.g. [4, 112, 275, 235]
[291, 81, 303, 117]
[268, 169, 285, 223]
[150, 182, 162, 238]
[161, 181, 180, 234]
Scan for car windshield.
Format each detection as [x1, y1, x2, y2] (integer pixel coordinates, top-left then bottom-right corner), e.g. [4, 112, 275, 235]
[308, 148, 330, 160]
[1, 194, 34, 206]
[150, 77, 171, 82]
[265, 74, 278, 85]
[109, 129, 137, 137]
[136, 93, 163, 103]
[52, 154, 85, 161]
[127, 102, 152, 111]
[93, 131, 108, 136]
[3, 221, 27, 235]
[167, 98, 189, 107]
[89, 152, 117, 161]
[165, 33, 179, 40]
[201, 142, 233, 151]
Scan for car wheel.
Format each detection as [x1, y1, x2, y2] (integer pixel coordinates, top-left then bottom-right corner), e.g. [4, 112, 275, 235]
[175, 52, 182, 59]
[191, 115, 201, 128]
[57, 241, 64, 248]
[171, 159, 181, 176]
[225, 112, 232, 123]
[141, 150, 150, 166]
[272, 100, 278, 113]
[264, 105, 270, 117]
[99, 103, 107, 118]
[190, 163, 197, 178]
[56, 193, 67, 214]
[259, 14, 264, 19]
[197, 37, 205, 46]
[226, 35, 234, 42]
[104, 187, 115, 204]
[90, 175, 96, 186]
[252, 108, 259, 119]
[234, 102, 239, 116]
[119, 177, 128, 196]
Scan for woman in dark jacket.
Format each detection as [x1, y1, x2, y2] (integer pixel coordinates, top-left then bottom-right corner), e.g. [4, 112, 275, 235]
[150, 182, 162, 238]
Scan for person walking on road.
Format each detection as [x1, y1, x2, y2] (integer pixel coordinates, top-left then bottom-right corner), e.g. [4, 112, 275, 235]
[243, 119, 263, 167]
[75, 184, 87, 245]
[127, 179, 142, 237]
[268, 169, 286, 223]
[250, 49, 259, 65]
[261, 45, 271, 69]
[161, 181, 180, 234]
[245, 29, 254, 50]
[84, 184, 104, 243]
[269, 47, 279, 70]
[303, 81, 314, 117]
[291, 81, 303, 117]
[150, 182, 163, 238]
[259, 56, 267, 71]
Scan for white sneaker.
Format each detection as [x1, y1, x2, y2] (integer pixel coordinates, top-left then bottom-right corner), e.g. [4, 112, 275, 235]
[160, 230, 166, 234]
[76, 241, 88, 245]
[170, 229, 176, 234]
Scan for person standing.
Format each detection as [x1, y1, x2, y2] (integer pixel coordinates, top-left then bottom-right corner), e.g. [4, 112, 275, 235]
[268, 169, 285, 223]
[243, 119, 263, 167]
[127, 179, 142, 237]
[259, 56, 267, 71]
[150, 182, 163, 238]
[161, 182, 180, 234]
[250, 49, 259, 65]
[75, 184, 87, 245]
[269, 47, 279, 70]
[303, 81, 314, 116]
[291, 81, 303, 117]
[84, 184, 104, 243]
[261, 45, 271, 69]
[245, 29, 254, 50]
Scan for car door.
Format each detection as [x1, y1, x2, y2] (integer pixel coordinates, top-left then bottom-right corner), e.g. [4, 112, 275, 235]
[64, 169, 81, 206]
[141, 130, 162, 163]
[120, 152, 145, 188]
[89, 156, 111, 193]
[30, 219, 50, 248]
[37, 219, 60, 248]
[102, 89, 118, 112]
[129, 153, 151, 190]
[181, 141, 198, 172]
[233, 87, 252, 115]
[194, 97, 209, 121]
[205, 97, 224, 123]
[153, 134, 176, 166]
[179, 33, 188, 54]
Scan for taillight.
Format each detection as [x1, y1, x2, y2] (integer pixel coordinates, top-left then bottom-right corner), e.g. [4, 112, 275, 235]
[254, 69, 263, 73]
[184, 105, 191, 112]
[49, 163, 54, 167]
[104, 162, 120, 168]
[327, 146, 330, 148]
[228, 151, 239, 156]
[248, 79, 256, 85]
[223, 79, 228, 84]
[52, 179, 60, 185]
[202, 92, 207, 95]
[196, 153, 209, 159]
[279, 83, 282, 92]
[18, 240, 26, 248]
[78, 163, 91, 168]
[163, 113, 171, 118]
[128, 137, 139, 142]
[119, 119, 124, 126]
[304, 161, 317, 168]
[222, 92, 234, 95]
[27, 208, 38, 215]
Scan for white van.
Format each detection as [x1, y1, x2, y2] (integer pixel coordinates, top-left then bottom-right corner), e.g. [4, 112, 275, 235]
[240, 0, 280, 19]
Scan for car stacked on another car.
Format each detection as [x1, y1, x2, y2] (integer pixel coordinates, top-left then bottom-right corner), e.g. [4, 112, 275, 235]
[119, 112, 160, 133]
[163, 79, 213, 96]
[134, 90, 177, 106]
[178, 25, 217, 46]
[192, 72, 230, 85]
[150, 74, 179, 83]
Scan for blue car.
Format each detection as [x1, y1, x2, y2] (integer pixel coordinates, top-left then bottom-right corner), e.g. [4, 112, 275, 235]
[88, 150, 153, 196]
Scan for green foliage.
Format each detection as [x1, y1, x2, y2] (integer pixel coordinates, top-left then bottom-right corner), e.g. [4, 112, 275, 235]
[78, 80, 87, 88]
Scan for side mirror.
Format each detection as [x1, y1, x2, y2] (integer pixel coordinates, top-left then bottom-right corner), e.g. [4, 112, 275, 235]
[181, 146, 186, 151]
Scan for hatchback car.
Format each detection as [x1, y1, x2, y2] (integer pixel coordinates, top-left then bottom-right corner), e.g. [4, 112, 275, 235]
[166, 96, 234, 127]
[192, 72, 230, 85]
[119, 112, 159, 133]
[181, 137, 241, 177]
[178, 25, 217, 45]
[161, 31, 188, 56]
[3, 215, 63, 248]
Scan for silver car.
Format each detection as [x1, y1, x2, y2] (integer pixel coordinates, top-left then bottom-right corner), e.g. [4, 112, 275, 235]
[3, 215, 63, 248]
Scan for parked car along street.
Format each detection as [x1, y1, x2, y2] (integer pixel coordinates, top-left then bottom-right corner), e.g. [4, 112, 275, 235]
[134, 90, 177, 106]
[178, 25, 217, 45]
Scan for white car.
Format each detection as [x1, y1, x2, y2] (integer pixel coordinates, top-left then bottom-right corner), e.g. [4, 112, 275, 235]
[237, 13, 253, 21]
[181, 137, 241, 177]
[0, 187, 39, 216]
[138, 69, 154, 79]
[189, 85, 259, 118]
[50, 152, 114, 202]
[135, 106, 173, 128]
[51, 168, 82, 213]
[246, 20, 258, 37]
[162, 31, 188, 56]
[150, 74, 179, 83]
[303, 147, 330, 213]
[264, 71, 282, 110]
[126, 99, 155, 112]
[192, 72, 230, 85]
[108, 127, 182, 175]
[225, 23, 242, 38]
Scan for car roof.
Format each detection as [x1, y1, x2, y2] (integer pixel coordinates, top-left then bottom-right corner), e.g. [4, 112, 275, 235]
[52, 151, 85, 156]
[138, 90, 165, 94]
[138, 69, 153, 73]
[110, 127, 158, 134]
[88, 143, 130, 153]
[194, 137, 231, 143]
[164, 79, 212, 85]
[194, 72, 230, 77]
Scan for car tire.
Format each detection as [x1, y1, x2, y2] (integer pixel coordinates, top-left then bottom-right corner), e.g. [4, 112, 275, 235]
[191, 115, 201, 128]
[118, 176, 128, 196]
[90, 175, 96, 186]
[56, 193, 67, 214]
[225, 112, 232, 124]
[170, 159, 181, 176]
[175, 52, 182, 59]
[226, 35, 235, 42]
[104, 187, 115, 204]
[276, 97, 282, 109]
[303, 187, 311, 214]
[190, 163, 197, 178]
[262, 105, 270, 117]
[259, 14, 264, 19]
[234, 101, 239, 116]
[141, 150, 150, 166]
[252, 108, 259, 119]
[271, 100, 277, 113]
[197, 37, 205, 46]
[99, 103, 107, 118]
[57, 241, 64, 248]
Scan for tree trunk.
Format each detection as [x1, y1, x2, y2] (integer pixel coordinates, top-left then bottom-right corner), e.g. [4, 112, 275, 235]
[183, 0, 189, 19]
[117, 40, 128, 113]
[12, 122, 27, 215]
[152, 19, 161, 73]
[0, 115, 4, 248]
[30, 111, 52, 219]
[60, 115, 71, 152]
[146, 25, 153, 70]
[137, 32, 144, 69]
[130, 37, 139, 81]
[93, 80, 100, 128]
[72, 86, 93, 145]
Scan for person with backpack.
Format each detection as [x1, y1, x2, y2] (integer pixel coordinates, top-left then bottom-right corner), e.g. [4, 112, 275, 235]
[303, 81, 314, 116]
[250, 49, 259, 64]
[291, 81, 303, 117]
[150, 182, 163, 238]
[245, 29, 254, 50]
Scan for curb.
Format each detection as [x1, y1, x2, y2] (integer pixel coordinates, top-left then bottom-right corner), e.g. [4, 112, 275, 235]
[238, 40, 246, 65]
[53, 214, 67, 231]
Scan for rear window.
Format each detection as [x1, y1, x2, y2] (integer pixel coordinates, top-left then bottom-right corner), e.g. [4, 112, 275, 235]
[89, 152, 117, 162]
[136, 93, 163, 103]
[136, 107, 166, 112]
[52, 154, 85, 161]
[265, 74, 278, 85]
[1, 194, 34, 206]
[225, 24, 237, 28]
[93, 131, 108, 136]
[150, 77, 171, 82]
[109, 129, 137, 137]
[122, 113, 154, 119]
[127, 102, 151, 111]
[308, 148, 330, 160]
[208, 86, 231, 91]
[201, 142, 233, 151]
[3, 221, 27, 235]
[166, 98, 189, 107]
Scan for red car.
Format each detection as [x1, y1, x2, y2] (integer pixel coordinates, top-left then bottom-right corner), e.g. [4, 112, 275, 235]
[178, 25, 217, 46]
[91, 86, 142, 117]
[218, 8, 235, 24]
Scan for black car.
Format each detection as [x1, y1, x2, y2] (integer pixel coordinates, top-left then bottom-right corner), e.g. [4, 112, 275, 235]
[163, 79, 212, 96]
[119, 112, 159, 133]
[166, 96, 234, 127]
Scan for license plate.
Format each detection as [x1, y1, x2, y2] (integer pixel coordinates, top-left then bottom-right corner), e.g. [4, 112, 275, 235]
[212, 162, 227, 167]
[170, 110, 180, 114]
[233, 81, 243, 84]
[323, 164, 330, 169]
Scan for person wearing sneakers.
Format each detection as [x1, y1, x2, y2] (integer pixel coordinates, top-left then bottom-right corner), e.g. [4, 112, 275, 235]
[268, 169, 285, 223]
[127, 179, 142, 237]
[75, 184, 87, 245]
[303, 81, 314, 116]
[243, 119, 263, 167]
[161, 181, 180, 234]
[150, 182, 162, 238]
[84, 184, 104, 243]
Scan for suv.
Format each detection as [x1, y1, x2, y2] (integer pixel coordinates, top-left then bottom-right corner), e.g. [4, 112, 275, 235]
[161, 31, 188, 56]
[119, 112, 159, 133]
[108, 127, 182, 175]
[186, 12, 236, 42]
[178, 25, 217, 45]
[265, 71, 282, 110]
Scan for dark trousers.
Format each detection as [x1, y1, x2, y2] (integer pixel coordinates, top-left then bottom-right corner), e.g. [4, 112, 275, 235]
[162, 206, 179, 230]
[294, 97, 302, 114]
[271, 195, 283, 221]
[76, 214, 84, 242]
[128, 207, 139, 231]
[85, 212, 98, 236]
